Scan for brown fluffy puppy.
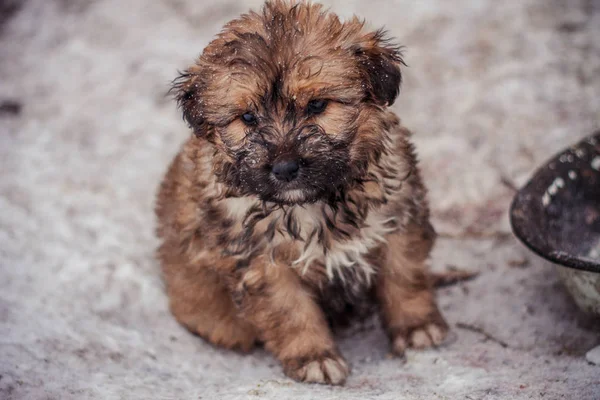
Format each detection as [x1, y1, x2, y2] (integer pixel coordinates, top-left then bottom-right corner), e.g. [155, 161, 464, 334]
[156, 0, 448, 385]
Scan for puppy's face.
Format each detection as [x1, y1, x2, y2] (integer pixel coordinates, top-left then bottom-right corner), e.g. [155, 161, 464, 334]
[173, 1, 403, 204]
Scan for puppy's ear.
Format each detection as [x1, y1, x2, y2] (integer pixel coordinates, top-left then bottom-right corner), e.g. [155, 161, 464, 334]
[170, 68, 208, 137]
[352, 29, 405, 107]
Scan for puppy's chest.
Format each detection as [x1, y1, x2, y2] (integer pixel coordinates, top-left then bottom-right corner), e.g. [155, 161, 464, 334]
[222, 197, 395, 286]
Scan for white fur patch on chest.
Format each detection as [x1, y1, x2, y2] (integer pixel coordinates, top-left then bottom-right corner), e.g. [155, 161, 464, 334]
[293, 207, 395, 284]
[221, 196, 395, 285]
[223, 196, 257, 220]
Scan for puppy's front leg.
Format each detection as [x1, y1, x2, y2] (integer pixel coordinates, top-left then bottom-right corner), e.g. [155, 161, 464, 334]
[235, 256, 349, 385]
[376, 230, 449, 356]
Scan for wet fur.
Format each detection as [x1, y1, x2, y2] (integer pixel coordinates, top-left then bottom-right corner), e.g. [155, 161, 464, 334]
[156, 0, 448, 385]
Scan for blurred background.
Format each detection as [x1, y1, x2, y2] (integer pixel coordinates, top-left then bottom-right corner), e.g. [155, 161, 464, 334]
[0, 0, 599, 399]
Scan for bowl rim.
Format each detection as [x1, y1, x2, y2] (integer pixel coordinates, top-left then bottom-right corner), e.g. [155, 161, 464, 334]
[509, 132, 600, 274]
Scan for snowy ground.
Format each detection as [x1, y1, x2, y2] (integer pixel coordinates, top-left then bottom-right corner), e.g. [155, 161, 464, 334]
[1, 0, 599, 399]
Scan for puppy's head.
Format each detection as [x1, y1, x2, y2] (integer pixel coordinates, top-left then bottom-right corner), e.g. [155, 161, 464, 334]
[173, 0, 404, 204]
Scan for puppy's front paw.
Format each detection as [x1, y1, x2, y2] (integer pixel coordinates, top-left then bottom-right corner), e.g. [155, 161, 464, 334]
[392, 321, 449, 355]
[390, 311, 450, 356]
[283, 353, 349, 385]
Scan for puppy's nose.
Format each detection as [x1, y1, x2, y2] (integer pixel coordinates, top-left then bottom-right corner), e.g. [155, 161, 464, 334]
[272, 159, 300, 182]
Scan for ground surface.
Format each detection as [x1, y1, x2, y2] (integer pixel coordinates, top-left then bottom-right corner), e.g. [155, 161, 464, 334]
[1, 0, 599, 399]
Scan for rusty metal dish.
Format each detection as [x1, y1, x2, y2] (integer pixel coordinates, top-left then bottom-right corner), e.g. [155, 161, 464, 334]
[510, 131, 600, 315]
[510, 131, 600, 273]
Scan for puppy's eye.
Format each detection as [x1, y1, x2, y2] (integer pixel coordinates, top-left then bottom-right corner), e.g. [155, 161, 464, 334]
[307, 99, 328, 115]
[241, 112, 257, 125]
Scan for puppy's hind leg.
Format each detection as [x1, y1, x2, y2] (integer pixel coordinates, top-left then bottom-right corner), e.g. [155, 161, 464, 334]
[161, 249, 257, 352]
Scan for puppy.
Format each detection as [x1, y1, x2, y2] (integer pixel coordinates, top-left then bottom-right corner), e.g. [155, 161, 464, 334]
[156, 0, 448, 385]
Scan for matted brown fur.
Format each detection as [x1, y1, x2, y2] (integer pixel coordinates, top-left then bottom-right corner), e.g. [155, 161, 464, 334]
[156, 0, 448, 385]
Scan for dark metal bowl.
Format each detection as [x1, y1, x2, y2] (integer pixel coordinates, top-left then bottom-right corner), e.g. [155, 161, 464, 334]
[510, 131, 600, 273]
